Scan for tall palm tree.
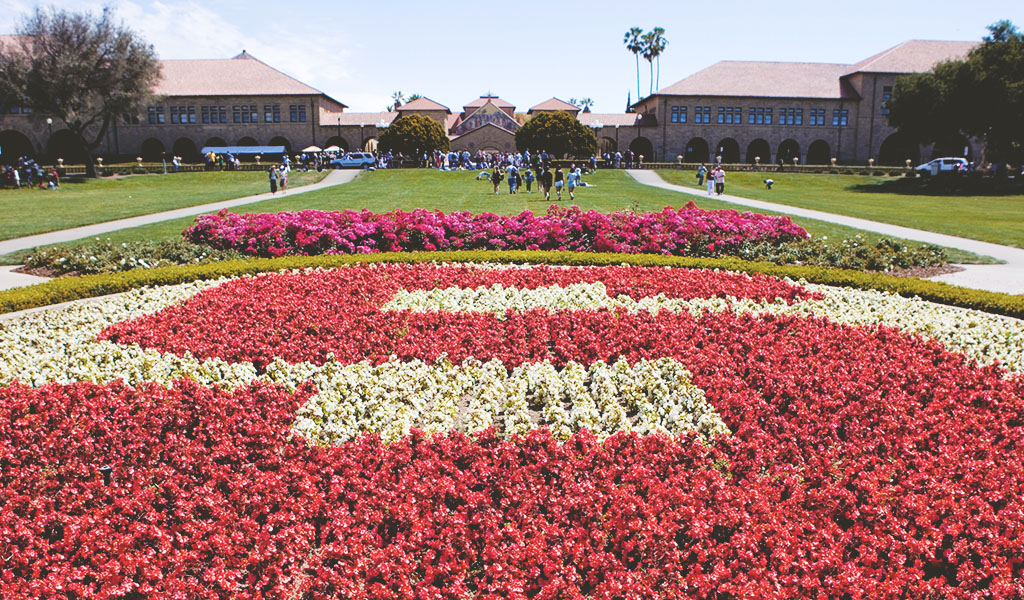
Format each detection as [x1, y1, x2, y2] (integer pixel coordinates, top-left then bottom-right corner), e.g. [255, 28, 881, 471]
[623, 27, 644, 101]
[641, 30, 656, 96]
[649, 27, 668, 91]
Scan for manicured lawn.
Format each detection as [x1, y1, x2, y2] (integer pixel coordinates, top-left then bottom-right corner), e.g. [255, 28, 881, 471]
[0, 170, 327, 241]
[0, 169, 988, 264]
[658, 169, 1024, 248]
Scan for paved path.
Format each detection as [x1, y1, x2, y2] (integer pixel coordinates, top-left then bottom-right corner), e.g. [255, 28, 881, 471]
[627, 169, 1024, 295]
[0, 169, 360, 257]
[0, 169, 360, 291]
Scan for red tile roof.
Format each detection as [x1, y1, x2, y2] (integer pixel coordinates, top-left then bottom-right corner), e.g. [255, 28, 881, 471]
[398, 97, 450, 112]
[463, 95, 515, 109]
[528, 97, 580, 113]
[846, 40, 976, 74]
[154, 51, 346, 106]
[656, 61, 854, 99]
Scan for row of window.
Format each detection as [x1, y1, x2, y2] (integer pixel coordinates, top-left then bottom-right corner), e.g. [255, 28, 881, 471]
[145, 104, 306, 125]
[670, 106, 849, 127]
[8, 107, 33, 114]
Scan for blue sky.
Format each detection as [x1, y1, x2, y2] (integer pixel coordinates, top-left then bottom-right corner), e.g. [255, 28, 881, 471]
[2, 0, 1021, 113]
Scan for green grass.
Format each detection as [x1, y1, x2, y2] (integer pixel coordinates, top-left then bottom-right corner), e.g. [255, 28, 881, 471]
[0, 169, 989, 264]
[0, 170, 328, 241]
[658, 169, 1024, 249]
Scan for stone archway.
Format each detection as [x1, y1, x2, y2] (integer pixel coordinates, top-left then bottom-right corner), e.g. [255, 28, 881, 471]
[324, 136, 349, 152]
[745, 138, 771, 164]
[684, 137, 709, 163]
[237, 136, 259, 147]
[628, 137, 653, 162]
[878, 133, 919, 166]
[140, 138, 165, 162]
[807, 140, 831, 165]
[205, 137, 227, 149]
[47, 130, 87, 164]
[269, 136, 292, 155]
[715, 138, 740, 163]
[600, 137, 617, 155]
[777, 139, 800, 164]
[363, 137, 378, 152]
[172, 138, 199, 163]
[0, 130, 34, 164]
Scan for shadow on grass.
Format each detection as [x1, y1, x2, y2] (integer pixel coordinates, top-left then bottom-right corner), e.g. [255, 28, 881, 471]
[848, 176, 1024, 197]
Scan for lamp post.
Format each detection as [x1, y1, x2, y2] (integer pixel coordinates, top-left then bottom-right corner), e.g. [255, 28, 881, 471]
[337, 116, 341, 145]
[46, 117, 53, 162]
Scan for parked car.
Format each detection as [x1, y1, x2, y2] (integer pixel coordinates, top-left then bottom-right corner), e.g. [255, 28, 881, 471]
[329, 152, 376, 169]
[915, 157, 968, 176]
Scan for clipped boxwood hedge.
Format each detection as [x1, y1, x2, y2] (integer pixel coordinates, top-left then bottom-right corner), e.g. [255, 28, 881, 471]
[1, 251, 1022, 319]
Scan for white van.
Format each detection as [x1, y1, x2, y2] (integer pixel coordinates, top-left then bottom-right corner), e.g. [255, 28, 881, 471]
[915, 157, 968, 176]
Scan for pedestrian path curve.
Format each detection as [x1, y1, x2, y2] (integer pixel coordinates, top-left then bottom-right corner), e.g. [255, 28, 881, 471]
[626, 169, 1024, 295]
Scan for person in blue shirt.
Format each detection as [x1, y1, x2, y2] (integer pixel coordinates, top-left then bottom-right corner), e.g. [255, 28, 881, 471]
[524, 168, 534, 193]
[567, 164, 579, 200]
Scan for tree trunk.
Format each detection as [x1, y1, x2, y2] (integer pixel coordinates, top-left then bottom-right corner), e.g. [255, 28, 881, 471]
[649, 61, 654, 96]
[83, 148, 97, 178]
[635, 54, 640, 101]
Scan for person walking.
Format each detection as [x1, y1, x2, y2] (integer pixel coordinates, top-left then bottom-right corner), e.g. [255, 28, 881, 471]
[279, 164, 289, 193]
[714, 166, 726, 195]
[566, 165, 578, 201]
[540, 167, 553, 200]
[524, 168, 534, 193]
[697, 163, 707, 186]
[554, 167, 564, 201]
[492, 167, 504, 195]
[706, 167, 715, 196]
[268, 166, 279, 194]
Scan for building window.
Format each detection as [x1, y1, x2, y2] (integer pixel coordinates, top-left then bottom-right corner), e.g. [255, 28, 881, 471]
[671, 105, 688, 123]
[881, 86, 892, 115]
[248, 105, 258, 123]
[780, 108, 803, 126]
[748, 107, 773, 125]
[233, 106, 242, 123]
[809, 108, 825, 126]
[719, 107, 741, 124]
[9, 106, 32, 114]
[202, 106, 227, 124]
[264, 104, 281, 123]
[832, 109, 849, 127]
[169, 106, 196, 124]
[147, 106, 165, 124]
[289, 104, 307, 122]
[694, 106, 711, 124]
[123, 113, 140, 125]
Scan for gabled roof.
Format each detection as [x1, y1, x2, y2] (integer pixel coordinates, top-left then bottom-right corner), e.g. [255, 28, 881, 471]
[845, 40, 976, 75]
[464, 95, 514, 110]
[576, 113, 640, 127]
[154, 51, 347, 106]
[398, 97, 451, 113]
[655, 61, 855, 99]
[449, 121, 518, 140]
[528, 97, 579, 113]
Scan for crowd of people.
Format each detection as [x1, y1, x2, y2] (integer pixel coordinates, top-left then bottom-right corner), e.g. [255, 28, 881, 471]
[696, 163, 728, 195]
[1, 156, 60, 189]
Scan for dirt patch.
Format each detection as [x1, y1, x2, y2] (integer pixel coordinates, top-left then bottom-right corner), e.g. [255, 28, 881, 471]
[11, 265, 65, 278]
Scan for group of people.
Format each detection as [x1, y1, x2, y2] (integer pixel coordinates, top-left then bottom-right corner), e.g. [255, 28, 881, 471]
[484, 163, 587, 201]
[696, 163, 728, 195]
[266, 164, 290, 194]
[2, 156, 59, 189]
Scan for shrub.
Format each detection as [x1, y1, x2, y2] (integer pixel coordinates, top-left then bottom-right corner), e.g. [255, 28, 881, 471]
[24, 238, 245, 275]
[2, 251, 1022, 319]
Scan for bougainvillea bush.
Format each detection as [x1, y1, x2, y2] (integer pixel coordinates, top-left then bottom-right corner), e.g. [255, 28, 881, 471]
[183, 203, 809, 257]
[2, 262, 1023, 599]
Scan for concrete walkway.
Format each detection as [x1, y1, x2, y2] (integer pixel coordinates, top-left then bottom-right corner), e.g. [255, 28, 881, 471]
[627, 169, 1024, 295]
[0, 169, 360, 258]
[0, 169, 360, 291]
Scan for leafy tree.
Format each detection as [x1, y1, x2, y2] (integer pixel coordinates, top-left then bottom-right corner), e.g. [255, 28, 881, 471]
[378, 113, 449, 156]
[0, 6, 160, 177]
[888, 20, 1023, 163]
[515, 110, 598, 158]
[623, 27, 644, 101]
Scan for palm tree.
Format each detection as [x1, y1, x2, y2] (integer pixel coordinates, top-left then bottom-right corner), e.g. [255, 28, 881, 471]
[641, 30, 656, 96]
[387, 90, 405, 111]
[579, 97, 594, 113]
[623, 27, 644, 101]
[649, 27, 668, 91]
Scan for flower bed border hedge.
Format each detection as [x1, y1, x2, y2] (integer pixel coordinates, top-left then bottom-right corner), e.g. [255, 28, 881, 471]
[2, 251, 1022, 319]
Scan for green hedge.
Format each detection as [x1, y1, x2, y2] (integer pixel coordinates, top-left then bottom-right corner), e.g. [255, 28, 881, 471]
[2, 251, 1022, 319]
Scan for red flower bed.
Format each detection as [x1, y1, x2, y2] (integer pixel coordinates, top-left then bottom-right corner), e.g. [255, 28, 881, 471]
[100, 263, 817, 369]
[5, 265, 1024, 598]
[182, 203, 810, 257]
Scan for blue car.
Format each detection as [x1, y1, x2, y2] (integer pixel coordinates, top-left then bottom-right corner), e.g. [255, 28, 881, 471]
[329, 152, 376, 169]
